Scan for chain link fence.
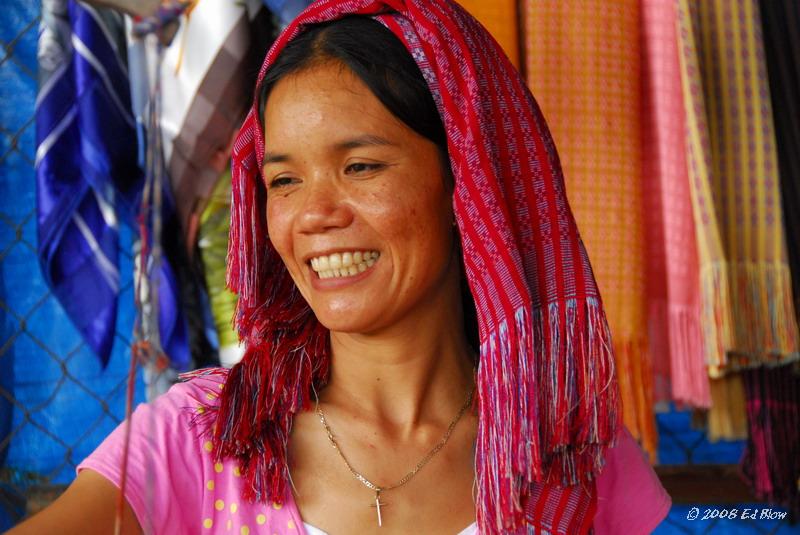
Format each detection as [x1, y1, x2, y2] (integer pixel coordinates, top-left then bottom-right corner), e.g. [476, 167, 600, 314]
[1, 1, 143, 528]
[0, 1, 796, 533]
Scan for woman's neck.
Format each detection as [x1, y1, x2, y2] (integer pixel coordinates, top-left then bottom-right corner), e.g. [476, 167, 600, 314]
[321, 293, 475, 436]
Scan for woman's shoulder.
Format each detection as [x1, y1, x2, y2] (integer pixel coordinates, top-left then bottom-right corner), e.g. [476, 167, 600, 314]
[174, 367, 231, 406]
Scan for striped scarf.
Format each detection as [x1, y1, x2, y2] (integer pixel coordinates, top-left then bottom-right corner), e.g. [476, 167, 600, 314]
[675, 0, 799, 375]
[218, 1, 620, 532]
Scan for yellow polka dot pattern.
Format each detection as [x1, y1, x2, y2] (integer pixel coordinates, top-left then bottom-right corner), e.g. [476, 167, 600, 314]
[200, 431, 284, 534]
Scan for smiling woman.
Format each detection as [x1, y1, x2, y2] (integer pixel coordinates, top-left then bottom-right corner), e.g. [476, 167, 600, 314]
[10, 2, 669, 534]
[263, 61, 457, 336]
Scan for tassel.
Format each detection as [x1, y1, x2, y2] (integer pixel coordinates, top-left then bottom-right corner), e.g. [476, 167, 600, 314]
[207, 314, 328, 503]
[215, 107, 331, 503]
[475, 297, 619, 532]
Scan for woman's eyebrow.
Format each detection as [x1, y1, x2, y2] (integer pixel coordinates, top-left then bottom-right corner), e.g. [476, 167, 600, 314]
[263, 152, 290, 165]
[262, 135, 396, 166]
[334, 134, 396, 151]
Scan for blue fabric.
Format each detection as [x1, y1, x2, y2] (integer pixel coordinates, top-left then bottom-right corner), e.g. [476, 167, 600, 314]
[657, 405, 745, 465]
[262, 0, 313, 26]
[35, 2, 189, 368]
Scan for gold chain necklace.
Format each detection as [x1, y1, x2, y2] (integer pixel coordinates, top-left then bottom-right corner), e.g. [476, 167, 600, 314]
[316, 388, 474, 527]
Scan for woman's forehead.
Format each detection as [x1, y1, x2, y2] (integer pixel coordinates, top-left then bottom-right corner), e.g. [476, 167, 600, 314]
[262, 62, 417, 151]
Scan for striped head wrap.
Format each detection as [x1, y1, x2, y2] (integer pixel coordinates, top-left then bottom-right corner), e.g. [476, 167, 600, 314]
[215, 0, 620, 532]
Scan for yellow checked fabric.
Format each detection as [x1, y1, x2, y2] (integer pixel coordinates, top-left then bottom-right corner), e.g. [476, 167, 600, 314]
[676, 0, 799, 379]
[522, 0, 657, 459]
[458, 0, 519, 68]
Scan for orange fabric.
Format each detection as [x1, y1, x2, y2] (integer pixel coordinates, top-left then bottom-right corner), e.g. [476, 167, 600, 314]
[458, 0, 519, 68]
[522, 0, 657, 459]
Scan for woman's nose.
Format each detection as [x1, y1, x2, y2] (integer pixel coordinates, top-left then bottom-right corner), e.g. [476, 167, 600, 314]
[297, 178, 353, 233]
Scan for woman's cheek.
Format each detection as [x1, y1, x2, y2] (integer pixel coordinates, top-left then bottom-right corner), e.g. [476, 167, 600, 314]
[266, 199, 295, 261]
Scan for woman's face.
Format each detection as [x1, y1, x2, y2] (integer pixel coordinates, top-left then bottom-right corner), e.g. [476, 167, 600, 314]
[263, 61, 456, 335]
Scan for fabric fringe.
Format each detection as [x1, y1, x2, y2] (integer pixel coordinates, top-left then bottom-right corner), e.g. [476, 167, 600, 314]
[218, 117, 331, 502]
[475, 297, 619, 532]
[208, 318, 328, 503]
[613, 337, 657, 461]
[701, 261, 800, 376]
[648, 300, 712, 409]
[667, 303, 711, 408]
[647, 300, 673, 406]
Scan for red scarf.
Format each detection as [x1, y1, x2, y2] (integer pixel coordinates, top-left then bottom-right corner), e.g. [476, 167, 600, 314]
[217, 0, 619, 532]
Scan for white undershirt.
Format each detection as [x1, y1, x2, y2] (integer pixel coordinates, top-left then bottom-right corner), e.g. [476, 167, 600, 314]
[303, 521, 479, 535]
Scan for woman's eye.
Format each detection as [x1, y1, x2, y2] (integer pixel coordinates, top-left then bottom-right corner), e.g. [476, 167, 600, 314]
[345, 162, 383, 175]
[268, 176, 297, 189]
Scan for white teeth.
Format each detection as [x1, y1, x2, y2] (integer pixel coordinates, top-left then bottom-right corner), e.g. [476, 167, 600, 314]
[309, 250, 380, 279]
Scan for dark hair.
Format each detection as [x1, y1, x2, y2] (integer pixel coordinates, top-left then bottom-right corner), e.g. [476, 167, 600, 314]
[257, 16, 447, 154]
[257, 16, 478, 351]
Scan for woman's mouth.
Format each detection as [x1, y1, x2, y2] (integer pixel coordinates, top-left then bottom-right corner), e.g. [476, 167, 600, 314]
[309, 250, 380, 279]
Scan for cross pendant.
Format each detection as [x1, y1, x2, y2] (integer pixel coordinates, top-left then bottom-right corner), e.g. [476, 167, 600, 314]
[368, 489, 388, 527]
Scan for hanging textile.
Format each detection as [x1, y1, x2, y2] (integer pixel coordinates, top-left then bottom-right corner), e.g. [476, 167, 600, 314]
[641, 0, 710, 408]
[741, 365, 800, 516]
[455, 0, 520, 68]
[153, 0, 273, 251]
[198, 170, 244, 368]
[522, 0, 657, 458]
[675, 0, 799, 377]
[35, 1, 188, 368]
[262, 0, 314, 28]
[759, 0, 800, 327]
[746, 1, 800, 517]
[707, 374, 748, 441]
